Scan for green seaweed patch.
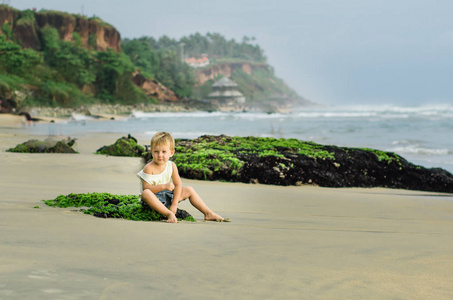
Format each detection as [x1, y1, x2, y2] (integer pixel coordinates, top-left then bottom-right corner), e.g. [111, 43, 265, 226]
[191, 135, 335, 159]
[44, 192, 195, 222]
[173, 148, 244, 179]
[174, 135, 335, 169]
[96, 136, 145, 157]
[359, 148, 402, 165]
[168, 135, 337, 181]
[7, 139, 77, 153]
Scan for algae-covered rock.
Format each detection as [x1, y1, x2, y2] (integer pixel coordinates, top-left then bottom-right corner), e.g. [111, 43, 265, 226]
[96, 134, 145, 157]
[43, 192, 195, 222]
[6, 138, 77, 153]
[141, 134, 453, 193]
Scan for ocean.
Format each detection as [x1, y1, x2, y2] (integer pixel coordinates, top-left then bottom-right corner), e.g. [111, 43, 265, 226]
[22, 104, 453, 174]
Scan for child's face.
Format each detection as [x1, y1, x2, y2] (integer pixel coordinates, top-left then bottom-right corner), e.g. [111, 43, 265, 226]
[151, 143, 174, 165]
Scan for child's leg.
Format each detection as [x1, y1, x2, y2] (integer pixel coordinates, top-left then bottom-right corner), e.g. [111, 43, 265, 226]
[141, 189, 177, 223]
[181, 186, 224, 221]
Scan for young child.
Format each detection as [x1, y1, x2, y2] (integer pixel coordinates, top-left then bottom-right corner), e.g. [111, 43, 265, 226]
[137, 132, 227, 223]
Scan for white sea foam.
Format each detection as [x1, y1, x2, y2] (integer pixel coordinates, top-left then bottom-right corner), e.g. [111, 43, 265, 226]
[293, 104, 453, 120]
[389, 146, 450, 156]
[67, 113, 99, 123]
[130, 104, 453, 121]
[142, 131, 220, 139]
[130, 110, 224, 119]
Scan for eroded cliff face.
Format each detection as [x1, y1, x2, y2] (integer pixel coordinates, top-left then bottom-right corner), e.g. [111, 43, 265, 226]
[196, 61, 267, 85]
[0, 6, 15, 28]
[0, 6, 120, 52]
[132, 72, 179, 102]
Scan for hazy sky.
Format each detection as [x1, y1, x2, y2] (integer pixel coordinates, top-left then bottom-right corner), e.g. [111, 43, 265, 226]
[8, 0, 453, 105]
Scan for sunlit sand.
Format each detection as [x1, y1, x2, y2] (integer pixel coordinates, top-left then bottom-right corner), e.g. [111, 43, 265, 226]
[0, 125, 452, 299]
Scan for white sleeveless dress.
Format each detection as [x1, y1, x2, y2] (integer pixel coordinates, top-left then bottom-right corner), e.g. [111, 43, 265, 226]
[136, 161, 173, 196]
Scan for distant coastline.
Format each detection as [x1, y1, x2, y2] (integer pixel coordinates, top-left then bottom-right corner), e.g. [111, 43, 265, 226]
[20, 101, 300, 120]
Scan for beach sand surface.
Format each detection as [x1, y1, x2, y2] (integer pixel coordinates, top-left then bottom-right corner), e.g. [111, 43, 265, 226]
[1, 128, 453, 299]
[0, 114, 27, 128]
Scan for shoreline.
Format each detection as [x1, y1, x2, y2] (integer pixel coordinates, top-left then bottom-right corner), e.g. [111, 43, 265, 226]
[1, 132, 453, 298]
[2, 108, 453, 178]
[14, 100, 299, 120]
[0, 101, 296, 129]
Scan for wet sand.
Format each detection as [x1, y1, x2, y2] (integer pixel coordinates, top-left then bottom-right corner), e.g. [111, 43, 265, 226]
[1, 124, 453, 299]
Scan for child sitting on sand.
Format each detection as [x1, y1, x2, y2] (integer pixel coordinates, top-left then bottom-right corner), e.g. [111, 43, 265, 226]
[137, 132, 227, 223]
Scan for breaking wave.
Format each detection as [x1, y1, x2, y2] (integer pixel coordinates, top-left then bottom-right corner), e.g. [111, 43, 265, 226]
[130, 104, 453, 121]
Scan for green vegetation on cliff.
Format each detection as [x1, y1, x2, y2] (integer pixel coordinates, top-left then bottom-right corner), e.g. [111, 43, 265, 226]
[192, 62, 301, 103]
[122, 33, 302, 103]
[0, 5, 149, 108]
[154, 33, 266, 63]
[122, 37, 195, 98]
[0, 5, 304, 110]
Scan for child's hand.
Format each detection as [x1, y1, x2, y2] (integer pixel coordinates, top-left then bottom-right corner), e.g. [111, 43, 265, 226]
[165, 182, 175, 191]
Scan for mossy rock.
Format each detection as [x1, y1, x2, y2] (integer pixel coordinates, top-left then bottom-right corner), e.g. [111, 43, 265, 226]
[6, 138, 77, 153]
[43, 192, 195, 222]
[96, 135, 145, 157]
[140, 134, 453, 193]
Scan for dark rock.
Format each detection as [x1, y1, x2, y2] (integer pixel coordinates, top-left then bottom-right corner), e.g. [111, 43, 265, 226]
[141, 135, 453, 193]
[175, 208, 192, 220]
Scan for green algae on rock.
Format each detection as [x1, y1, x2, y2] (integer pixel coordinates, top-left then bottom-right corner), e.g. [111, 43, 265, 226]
[96, 135, 145, 157]
[44, 192, 195, 222]
[139, 134, 453, 193]
[6, 138, 77, 153]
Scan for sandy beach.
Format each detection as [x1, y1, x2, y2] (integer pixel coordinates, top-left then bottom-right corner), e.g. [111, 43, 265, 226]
[1, 117, 453, 299]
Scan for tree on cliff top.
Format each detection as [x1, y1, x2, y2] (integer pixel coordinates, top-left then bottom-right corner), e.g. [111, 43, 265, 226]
[125, 32, 266, 63]
[181, 32, 266, 62]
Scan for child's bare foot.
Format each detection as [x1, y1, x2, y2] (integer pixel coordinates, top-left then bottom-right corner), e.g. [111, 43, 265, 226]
[204, 212, 229, 222]
[166, 212, 178, 223]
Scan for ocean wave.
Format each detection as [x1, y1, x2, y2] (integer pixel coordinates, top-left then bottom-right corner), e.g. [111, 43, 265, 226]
[294, 111, 378, 118]
[67, 113, 98, 123]
[293, 104, 453, 120]
[388, 146, 450, 156]
[142, 131, 221, 139]
[130, 110, 225, 119]
[129, 104, 453, 121]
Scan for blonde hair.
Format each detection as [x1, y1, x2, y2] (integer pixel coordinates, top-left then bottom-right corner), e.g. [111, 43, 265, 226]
[150, 132, 175, 151]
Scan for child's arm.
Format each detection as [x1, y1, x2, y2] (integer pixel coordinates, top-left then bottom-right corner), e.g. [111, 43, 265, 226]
[169, 162, 183, 213]
[141, 180, 174, 194]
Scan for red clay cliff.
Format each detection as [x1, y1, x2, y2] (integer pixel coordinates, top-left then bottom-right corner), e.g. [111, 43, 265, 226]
[0, 6, 120, 52]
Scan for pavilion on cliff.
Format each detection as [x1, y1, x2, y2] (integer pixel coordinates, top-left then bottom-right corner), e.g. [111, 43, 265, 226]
[207, 77, 245, 105]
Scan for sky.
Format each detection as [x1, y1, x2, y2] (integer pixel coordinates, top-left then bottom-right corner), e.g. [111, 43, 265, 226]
[7, 0, 453, 106]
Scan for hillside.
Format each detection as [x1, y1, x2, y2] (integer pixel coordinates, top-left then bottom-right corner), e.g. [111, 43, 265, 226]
[192, 59, 310, 108]
[0, 5, 172, 111]
[0, 5, 310, 113]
